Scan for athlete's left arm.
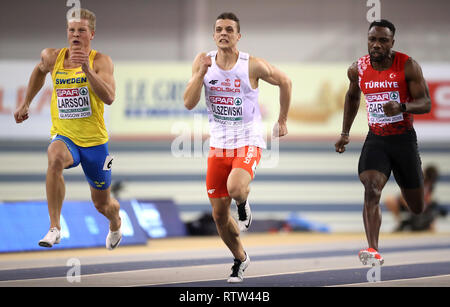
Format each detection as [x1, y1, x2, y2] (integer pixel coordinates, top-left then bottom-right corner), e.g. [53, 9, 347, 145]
[84, 53, 116, 105]
[404, 58, 432, 114]
[250, 57, 292, 137]
[384, 58, 431, 116]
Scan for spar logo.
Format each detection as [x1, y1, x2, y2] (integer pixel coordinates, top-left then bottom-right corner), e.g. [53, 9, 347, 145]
[366, 91, 399, 103]
[210, 96, 233, 105]
[57, 88, 80, 97]
[366, 93, 390, 102]
[210, 96, 243, 106]
[56, 87, 89, 98]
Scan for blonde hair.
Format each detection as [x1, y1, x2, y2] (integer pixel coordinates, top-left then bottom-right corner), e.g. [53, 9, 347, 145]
[67, 8, 96, 31]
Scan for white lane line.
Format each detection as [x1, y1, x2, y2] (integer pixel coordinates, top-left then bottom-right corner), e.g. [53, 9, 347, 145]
[0, 262, 361, 287]
[2, 252, 449, 286]
[125, 265, 365, 287]
[330, 274, 450, 287]
[130, 259, 450, 287]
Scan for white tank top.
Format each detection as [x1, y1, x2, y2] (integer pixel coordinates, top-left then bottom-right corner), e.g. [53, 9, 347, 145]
[203, 51, 266, 149]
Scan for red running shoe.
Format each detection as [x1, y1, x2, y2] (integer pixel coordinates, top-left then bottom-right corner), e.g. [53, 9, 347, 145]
[358, 248, 384, 266]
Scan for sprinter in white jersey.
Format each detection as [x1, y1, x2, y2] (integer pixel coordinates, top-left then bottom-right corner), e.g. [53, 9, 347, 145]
[184, 12, 291, 283]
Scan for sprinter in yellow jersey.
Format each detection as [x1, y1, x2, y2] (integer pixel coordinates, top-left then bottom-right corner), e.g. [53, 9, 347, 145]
[14, 9, 122, 250]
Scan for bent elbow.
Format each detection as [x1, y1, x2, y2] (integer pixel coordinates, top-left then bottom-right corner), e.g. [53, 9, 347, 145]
[281, 77, 292, 90]
[287, 78, 293, 88]
[184, 100, 195, 110]
[104, 94, 115, 105]
[183, 94, 197, 110]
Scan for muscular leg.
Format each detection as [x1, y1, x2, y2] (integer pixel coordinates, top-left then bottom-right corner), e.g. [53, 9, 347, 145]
[227, 168, 252, 204]
[90, 187, 121, 231]
[46, 140, 74, 230]
[400, 187, 425, 215]
[359, 170, 388, 251]
[210, 196, 246, 261]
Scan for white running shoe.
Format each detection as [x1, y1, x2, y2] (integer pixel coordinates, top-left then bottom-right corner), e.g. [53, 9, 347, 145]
[227, 253, 250, 283]
[237, 200, 252, 232]
[106, 228, 122, 250]
[38, 227, 61, 248]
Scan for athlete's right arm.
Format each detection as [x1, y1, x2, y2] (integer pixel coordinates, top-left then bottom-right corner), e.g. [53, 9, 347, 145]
[335, 62, 361, 153]
[14, 48, 57, 123]
[183, 53, 211, 110]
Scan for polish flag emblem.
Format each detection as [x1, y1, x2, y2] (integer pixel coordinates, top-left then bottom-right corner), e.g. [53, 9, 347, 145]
[234, 79, 241, 87]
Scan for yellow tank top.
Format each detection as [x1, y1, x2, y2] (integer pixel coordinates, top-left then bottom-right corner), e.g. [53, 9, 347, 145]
[50, 48, 108, 147]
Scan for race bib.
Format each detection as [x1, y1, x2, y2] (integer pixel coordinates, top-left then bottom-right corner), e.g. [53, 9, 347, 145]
[209, 96, 243, 125]
[366, 91, 403, 124]
[56, 87, 92, 119]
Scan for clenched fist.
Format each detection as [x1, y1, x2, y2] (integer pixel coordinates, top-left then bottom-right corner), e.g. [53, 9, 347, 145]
[197, 54, 212, 76]
[383, 101, 402, 117]
[14, 104, 30, 123]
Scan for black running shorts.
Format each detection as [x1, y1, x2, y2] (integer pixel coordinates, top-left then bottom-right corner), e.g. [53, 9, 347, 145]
[358, 129, 423, 189]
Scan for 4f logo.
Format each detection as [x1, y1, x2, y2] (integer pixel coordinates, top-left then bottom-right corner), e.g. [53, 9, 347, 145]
[209, 80, 218, 85]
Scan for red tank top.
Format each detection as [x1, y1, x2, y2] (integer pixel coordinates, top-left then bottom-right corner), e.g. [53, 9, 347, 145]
[357, 51, 413, 136]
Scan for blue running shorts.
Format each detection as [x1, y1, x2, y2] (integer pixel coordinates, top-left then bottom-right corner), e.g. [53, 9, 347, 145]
[51, 135, 113, 190]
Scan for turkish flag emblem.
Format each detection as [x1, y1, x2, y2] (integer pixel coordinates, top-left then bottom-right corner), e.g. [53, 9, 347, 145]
[234, 79, 241, 87]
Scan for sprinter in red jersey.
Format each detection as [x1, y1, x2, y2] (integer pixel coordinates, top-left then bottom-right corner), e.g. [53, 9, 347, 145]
[335, 19, 431, 266]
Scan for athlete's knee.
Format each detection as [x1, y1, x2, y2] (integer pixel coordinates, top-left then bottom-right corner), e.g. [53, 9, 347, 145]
[227, 182, 249, 201]
[47, 154, 66, 173]
[93, 200, 109, 215]
[360, 171, 387, 206]
[212, 207, 229, 227]
[402, 188, 425, 215]
[92, 193, 112, 214]
[47, 145, 71, 172]
[363, 182, 383, 206]
[410, 205, 425, 215]
[408, 199, 425, 215]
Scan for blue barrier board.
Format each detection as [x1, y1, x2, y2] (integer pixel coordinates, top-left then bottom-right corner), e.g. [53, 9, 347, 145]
[0, 199, 186, 253]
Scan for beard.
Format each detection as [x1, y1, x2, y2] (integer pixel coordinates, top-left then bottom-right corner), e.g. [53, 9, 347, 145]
[369, 50, 388, 63]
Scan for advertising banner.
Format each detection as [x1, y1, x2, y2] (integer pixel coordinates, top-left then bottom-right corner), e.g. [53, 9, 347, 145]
[1, 61, 449, 141]
[111, 62, 206, 138]
[108, 62, 450, 142]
